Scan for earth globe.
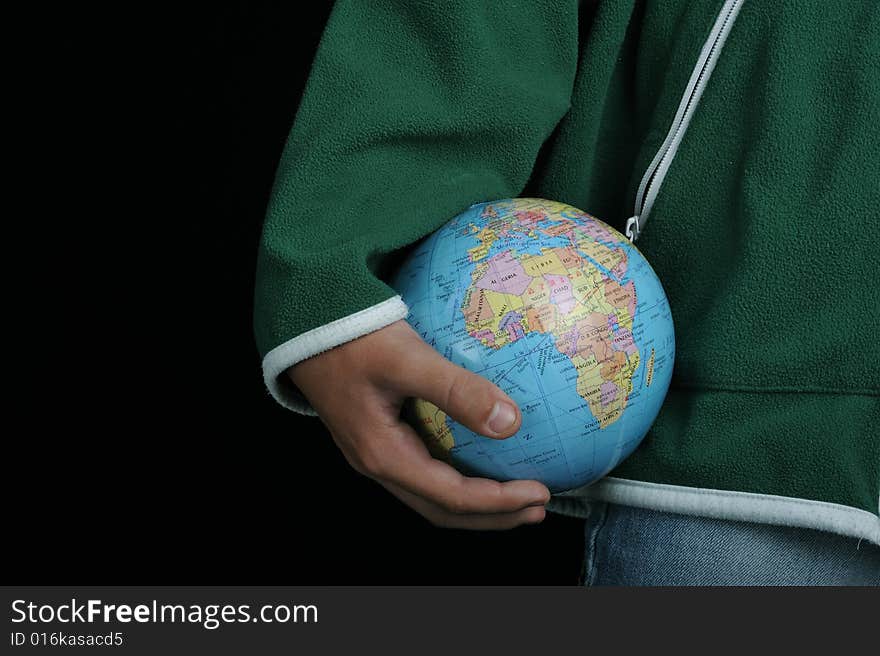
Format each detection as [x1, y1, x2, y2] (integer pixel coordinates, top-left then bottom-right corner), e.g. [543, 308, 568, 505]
[392, 198, 674, 493]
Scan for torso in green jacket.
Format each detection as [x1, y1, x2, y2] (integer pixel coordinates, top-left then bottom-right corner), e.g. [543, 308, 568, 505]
[254, 0, 880, 541]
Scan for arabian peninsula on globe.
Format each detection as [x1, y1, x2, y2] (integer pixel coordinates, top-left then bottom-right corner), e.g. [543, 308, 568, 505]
[392, 198, 674, 493]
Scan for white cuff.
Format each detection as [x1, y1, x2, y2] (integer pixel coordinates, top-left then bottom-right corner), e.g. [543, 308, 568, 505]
[261, 296, 410, 415]
[554, 477, 880, 546]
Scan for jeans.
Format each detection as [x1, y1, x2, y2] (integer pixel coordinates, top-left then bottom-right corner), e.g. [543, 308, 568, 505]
[581, 502, 880, 586]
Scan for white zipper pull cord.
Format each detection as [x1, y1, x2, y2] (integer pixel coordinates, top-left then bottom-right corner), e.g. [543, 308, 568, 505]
[626, 0, 745, 243]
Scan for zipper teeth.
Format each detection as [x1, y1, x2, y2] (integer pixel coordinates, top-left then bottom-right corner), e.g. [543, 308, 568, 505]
[630, 0, 745, 238]
[639, 16, 729, 212]
[639, 4, 739, 215]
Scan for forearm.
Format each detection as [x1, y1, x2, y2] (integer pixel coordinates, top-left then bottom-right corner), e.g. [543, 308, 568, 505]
[254, 0, 579, 410]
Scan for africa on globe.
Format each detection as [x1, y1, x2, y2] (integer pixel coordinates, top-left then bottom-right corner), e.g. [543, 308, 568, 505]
[392, 199, 674, 493]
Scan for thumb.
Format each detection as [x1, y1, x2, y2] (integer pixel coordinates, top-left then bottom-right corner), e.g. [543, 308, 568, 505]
[387, 334, 522, 439]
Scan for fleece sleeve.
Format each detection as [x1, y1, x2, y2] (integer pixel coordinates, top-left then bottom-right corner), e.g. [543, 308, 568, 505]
[254, 0, 579, 413]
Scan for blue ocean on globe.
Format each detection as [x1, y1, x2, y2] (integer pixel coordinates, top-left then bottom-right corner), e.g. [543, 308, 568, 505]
[392, 198, 674, 493]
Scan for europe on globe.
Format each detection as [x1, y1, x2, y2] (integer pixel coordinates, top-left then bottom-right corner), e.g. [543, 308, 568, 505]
[392, 198, 674, 493]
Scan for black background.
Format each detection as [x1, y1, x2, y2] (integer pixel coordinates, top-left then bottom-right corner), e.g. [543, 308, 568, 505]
[9, 3, 584, 583]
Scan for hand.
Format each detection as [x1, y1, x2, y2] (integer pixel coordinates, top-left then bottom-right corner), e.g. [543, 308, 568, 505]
[288, 320, 550, 529]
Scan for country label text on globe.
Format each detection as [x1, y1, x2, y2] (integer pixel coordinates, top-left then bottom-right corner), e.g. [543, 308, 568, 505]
[393, 199, 674, 492]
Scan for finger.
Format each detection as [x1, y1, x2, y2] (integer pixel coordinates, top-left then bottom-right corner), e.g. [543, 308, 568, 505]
[379, 326, 522, 439]
[368, 420, 551, 514]
[381, 480, 547, 530]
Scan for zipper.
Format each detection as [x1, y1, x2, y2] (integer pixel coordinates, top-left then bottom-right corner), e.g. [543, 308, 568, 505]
[626, 0, 745, 243]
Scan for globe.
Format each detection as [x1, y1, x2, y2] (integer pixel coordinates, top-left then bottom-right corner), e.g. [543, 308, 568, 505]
[392, 198, 675, 493]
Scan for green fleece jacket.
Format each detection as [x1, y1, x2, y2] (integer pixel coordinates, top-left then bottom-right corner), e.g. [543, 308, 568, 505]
[254, 0, 880, 544]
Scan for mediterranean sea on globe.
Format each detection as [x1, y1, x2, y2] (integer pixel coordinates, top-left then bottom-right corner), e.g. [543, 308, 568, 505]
[392, 198, 674, 493]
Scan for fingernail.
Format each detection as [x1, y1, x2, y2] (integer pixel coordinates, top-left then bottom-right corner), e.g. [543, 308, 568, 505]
[528, 508, 546, 524]
[532, 491, 551, 506]
[487, 401, 517, 434]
